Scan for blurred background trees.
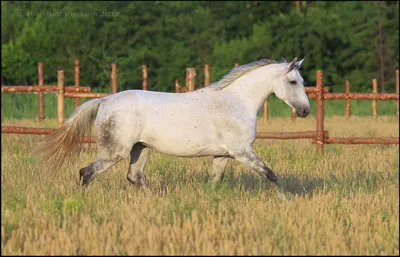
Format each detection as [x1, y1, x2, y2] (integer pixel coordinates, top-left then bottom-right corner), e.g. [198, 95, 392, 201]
[1, 1, 399, 93]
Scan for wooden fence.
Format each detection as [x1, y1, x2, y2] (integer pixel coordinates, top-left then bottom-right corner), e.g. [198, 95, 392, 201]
[4, 61, 398, 122]
[1, 61, 117, 123]
[174, 64, 399, 122]
[308, 70, 399, 152]
[1, 64, 399, 152]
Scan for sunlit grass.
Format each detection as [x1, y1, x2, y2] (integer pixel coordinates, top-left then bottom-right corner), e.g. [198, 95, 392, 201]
[1, 116, 399, 255]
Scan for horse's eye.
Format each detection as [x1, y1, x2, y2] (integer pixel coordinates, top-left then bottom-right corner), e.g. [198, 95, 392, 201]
[289, 80, 297, 85]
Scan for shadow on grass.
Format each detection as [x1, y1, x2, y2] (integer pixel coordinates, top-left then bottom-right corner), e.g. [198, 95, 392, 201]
[118, 168, 398, 200]
[139, 170, 328, 198]
[224, 172, 327, 198]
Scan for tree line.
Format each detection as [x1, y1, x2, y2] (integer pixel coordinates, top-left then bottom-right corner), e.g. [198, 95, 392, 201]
[1, 1, 399, 93]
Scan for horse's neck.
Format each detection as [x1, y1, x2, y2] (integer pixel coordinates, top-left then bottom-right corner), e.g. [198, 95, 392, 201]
[223, 66, 277, 116]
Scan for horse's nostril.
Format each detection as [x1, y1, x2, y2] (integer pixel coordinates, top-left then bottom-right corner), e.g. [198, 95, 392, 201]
[303, 109, 309, 115]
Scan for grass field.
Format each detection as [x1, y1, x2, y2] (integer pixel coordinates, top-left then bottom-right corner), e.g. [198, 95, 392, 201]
[1, 116, 399, 255]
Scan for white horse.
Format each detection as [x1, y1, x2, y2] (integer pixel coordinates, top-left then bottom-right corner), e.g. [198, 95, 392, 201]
[38, 57, 310, 200]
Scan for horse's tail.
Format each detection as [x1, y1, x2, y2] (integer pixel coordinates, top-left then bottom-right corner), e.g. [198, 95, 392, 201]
[36, 98, 102, 172]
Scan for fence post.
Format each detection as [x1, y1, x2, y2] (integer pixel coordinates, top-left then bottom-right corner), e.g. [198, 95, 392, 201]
[186, 68, 196, 92]
[204, 64, 210, 87]
[316, 70, 324, 153]
[142, 65, 147, 91]
[111, 63, 117, 94]
[38, 63, 45, 123]
[57, 70, 65, 127]
[74, 60, 80, 108]
[345, 80, 351, 119]
[396, 70, 399, 117]
[291, 108, 296, 122]
[372, 78, 377, 120]
[263, 101, 268, 121]
[0, 72, 3, 123]
[175, 79, 180, 93]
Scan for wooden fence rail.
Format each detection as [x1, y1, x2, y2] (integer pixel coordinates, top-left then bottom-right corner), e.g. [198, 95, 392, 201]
[1, 126, 95, 143]
[2, 126, 56, 134]
[257, 131, 328, 139]
[64, 92, 110, 98]
[321, 137, 399, 144]
[0, 126, 327, 142]
[308, 92, 399, 100]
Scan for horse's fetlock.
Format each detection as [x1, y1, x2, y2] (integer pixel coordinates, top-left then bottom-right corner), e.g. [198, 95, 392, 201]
[127, 171, 145, 186]
[266, 170, 277, 182]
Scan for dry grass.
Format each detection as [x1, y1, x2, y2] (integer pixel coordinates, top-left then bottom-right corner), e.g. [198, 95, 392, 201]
[1, 116, 399, 255]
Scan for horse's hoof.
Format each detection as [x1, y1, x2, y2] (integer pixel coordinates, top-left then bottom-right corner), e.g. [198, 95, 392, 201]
[266, 170, 277, 182]
[79, 167, 94, 187]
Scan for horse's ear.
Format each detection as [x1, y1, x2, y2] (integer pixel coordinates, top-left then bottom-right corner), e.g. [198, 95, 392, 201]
[295, 57, 305, 69]
[287, 57, 298, 72]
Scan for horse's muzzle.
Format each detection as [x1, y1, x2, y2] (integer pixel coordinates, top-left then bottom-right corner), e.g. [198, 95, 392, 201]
[297, 107, 310, 118]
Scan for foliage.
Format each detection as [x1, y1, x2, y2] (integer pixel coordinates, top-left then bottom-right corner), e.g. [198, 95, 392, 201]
[1, 1, 399, 92]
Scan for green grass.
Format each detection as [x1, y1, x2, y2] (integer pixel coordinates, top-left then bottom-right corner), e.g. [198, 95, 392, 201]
[1, 92, 397, 121]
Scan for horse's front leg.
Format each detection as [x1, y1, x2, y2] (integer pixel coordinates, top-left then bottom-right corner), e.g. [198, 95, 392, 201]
[231, 147, 287, 200]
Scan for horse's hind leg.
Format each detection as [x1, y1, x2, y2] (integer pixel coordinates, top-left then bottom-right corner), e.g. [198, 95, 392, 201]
[211, 156, 230, 185]
[79, 157, 122, 187]
[127, 143, 150, 189]
[79, 116, 133, 187]
[231, 147, 287, 200]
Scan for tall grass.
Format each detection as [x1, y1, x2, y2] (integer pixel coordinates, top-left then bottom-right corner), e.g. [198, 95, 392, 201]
[1, 93, 397, 121]
[1, 116, 399, 255]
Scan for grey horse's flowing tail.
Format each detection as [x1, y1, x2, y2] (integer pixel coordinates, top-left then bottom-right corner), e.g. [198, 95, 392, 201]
[36, 98, 102, 172]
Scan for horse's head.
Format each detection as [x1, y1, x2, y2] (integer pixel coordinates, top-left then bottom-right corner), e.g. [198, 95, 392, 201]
[273, 57, 310, 118]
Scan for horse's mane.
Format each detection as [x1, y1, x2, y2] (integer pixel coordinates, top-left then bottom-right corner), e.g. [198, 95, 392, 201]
[207, 58, 286, 91]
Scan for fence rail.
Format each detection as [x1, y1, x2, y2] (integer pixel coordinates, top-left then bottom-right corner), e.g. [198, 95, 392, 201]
[1, 126, 55, 134]
[257, 131, 328, 139]
[0, 126, 328, 141]
[64, 92, 110, 98]
[308, 92, 399, 100]
[1, 126, 95, 143]
[322, 137, 399, 144]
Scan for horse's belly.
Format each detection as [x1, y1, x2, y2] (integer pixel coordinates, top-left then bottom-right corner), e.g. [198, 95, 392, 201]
[141, 133, 229, 157]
